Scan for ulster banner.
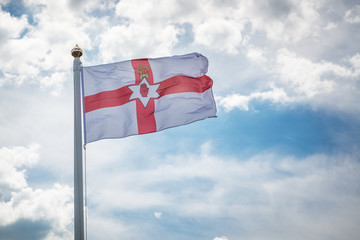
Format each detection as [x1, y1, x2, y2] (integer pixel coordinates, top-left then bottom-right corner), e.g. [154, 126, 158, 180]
[81, 53, 217, 143]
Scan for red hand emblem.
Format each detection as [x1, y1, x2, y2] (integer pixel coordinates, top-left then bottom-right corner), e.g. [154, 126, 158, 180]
[140, 83, 149, 97]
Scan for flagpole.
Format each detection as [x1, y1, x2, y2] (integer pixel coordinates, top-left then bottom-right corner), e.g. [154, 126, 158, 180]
[71, 45, 85, 240]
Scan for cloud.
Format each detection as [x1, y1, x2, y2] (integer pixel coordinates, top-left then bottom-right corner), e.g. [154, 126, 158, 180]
[244, 45, 267, 64]
[349, 53, 360, 69]
[0, 219, 50, 240]
[2, 140, 358, 240]
[276, 48, 352, 97]
[113, 0, 247, 56]
[193, 17, 243, 54]
[0, 6, 28, 45]
[213, 237, 228, 240]
[154, 211, 162, 219]
[217, 48, 360, 115]
[275, 49, 360, 113]
[84, 140, 360, 239]
[1, 0, 356, 100]
[0, 144, 73, 240]
[98, 23, 180, 62]
[0, 144, 40, 197]
[0, 1, 359, 239]
[344, 5, 360, 23]
[0, 0, 94, 95]
[217, 87, 289, 112]
[229, 0, 325, 42]
[112, 0, 325, 56]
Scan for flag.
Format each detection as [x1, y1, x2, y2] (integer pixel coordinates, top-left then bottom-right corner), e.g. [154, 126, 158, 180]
[81, 53, 217, 143]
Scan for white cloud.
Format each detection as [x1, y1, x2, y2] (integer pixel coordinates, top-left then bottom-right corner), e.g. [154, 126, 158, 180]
[0, 0, 94, 94]
[232, 0, 325, 42]
[217, 87, 289, 112]
[0, 1, 359, 239]
[1, 184, 73, 237]
[1, 0, 351, 98]
[275, 49, 360, 113]
[109, 0, 189, 60]
[98, 23, 180, 61]
[349, 53, 360, 70]
[84, 141, 360, 239]
[324, 22, 337, 30]
[217, 49, 360, 114]
[38, 71, 68, 96]
[245, 45, 267, 64]
[115, 0, 178, 23]
[0, 144, 73, 239]
[344, 5, 360, 23]
[114, 0, 246, 56]
[0, 0, 10, 6]
[213, 237, 228, 240]
[216, 94, 251, 111]
[0, 7, 28, 44]
[112, 0, 326, 55]
[0, 144, 40, 195]
[276, 48, 336, 98]
[194, 17, 244, 54]
[99, 0, 360, 116]
[87, 215, 127, 240]
[154, 211, 162, 219]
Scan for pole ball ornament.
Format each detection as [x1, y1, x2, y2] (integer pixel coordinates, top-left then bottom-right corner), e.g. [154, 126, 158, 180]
[71, 44, 83, 58]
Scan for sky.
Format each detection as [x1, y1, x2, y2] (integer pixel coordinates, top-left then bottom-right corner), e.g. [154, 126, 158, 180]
[0, 0, 360, 239]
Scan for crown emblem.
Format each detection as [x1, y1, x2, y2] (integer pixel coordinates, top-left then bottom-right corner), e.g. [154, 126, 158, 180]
[137, 65, 149, 79]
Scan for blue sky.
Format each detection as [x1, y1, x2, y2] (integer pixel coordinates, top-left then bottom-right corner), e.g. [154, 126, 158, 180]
[1, 0, 360, 240]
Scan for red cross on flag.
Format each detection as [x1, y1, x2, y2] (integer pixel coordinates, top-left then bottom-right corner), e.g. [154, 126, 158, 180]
[81, 53, 217, 143]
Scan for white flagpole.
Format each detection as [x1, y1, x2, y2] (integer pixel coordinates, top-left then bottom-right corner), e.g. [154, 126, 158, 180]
[71, 45, 85, 240]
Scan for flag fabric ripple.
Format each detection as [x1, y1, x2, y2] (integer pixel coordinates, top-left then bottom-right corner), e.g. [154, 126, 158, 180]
[81, 53, 217, 143]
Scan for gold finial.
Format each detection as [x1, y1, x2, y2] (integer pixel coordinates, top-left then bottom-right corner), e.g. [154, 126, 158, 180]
[71, 44, 83, 58]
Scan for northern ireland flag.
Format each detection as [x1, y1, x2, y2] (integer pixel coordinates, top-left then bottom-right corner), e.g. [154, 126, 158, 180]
[81, 53, 217, 143]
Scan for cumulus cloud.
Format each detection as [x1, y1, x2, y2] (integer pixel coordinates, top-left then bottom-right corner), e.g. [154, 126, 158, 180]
[112, 0, 326, 55]
[0, 0, 93, 94]
[275, 49, 360, 113]
[109, 0, 189, 60]
[0, 144, 73, 239]
[276, 48, 356, 97]
[84, 141, 360, 239]
[98, 23, 180, 61]
[1, 0, 356, 100]
[0, 144, 40, 196]
[229, 0, 325, 42]
[0, 1, 359, 239]
[217, 87, 289, 112]
[0, 6, 28, 44]
[113, 0, 247, 56]
[0, 184, 73, 238]
[217, 49, 360, 114]
[194, 17, 244, 54]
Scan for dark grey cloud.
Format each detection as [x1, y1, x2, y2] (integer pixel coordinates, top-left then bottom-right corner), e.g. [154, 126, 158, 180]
[267, 0, 293, 19]
[0, 219, 50, 240]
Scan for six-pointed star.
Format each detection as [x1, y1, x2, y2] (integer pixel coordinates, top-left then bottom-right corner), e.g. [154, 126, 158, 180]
[128, 78, 160, 107]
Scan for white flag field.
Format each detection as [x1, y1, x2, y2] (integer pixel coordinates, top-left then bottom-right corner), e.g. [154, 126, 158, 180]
[81, 53, 217, 143]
